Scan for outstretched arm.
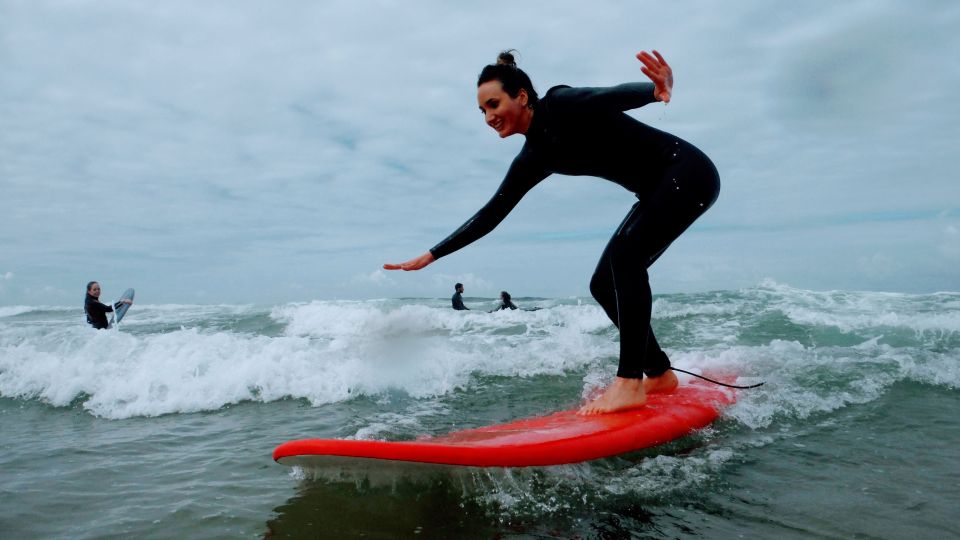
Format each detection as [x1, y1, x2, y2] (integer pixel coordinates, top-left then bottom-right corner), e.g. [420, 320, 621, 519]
[384, 153, 548, 271]
[545, 50, 674, 111]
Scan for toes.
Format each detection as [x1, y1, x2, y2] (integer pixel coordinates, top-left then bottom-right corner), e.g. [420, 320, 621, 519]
[578, 403, 604, 415]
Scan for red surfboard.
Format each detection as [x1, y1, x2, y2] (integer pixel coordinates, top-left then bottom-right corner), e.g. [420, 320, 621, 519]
[274, 380, 734, 468]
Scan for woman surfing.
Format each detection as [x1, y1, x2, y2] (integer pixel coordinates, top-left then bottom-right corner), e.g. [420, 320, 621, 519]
[385, 50, 720, 415]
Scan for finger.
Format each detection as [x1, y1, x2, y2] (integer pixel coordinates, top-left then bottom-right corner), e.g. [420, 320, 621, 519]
[652, 50, 669, 68]
[383, 264, 401, 270]
[640, 66, 662, 83]
[637, 53, 661, 73]
[639, 50, 660, 66]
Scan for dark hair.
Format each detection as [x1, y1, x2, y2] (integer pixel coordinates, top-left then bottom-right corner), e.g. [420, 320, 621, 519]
[500, 291, 511, 302]
[478, 50, 538, 107]
[455, 283, 463, 290]
[86, 281, 99, 292]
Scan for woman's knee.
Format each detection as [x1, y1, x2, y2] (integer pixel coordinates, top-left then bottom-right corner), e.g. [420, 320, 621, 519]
[589, 271, 608, 300]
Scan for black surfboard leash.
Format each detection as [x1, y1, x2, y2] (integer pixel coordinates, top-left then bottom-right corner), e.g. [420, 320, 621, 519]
[669, 367, 765, 389]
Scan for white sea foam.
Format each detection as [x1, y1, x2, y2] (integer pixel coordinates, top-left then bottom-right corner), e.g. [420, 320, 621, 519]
[352, 400, 450, 440]
[0, 306, 35, 318]
[781, 305, 960, 334]
[0, 301, 616, 419]
[0, 289, 956, 425]
[702, 339, 960, 430]
[603, 448, 734, 497]
[653, 297, 745, 319]
[455, 446, 736, 515]
[757, 280, 960, 334]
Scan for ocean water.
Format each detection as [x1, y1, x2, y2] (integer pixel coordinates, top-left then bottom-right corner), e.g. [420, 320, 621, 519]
[1, 282, 958, 539]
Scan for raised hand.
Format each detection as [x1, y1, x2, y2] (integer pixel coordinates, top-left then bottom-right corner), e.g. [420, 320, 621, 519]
[636, 50, 673, 103]
[383, 251, 435, 271]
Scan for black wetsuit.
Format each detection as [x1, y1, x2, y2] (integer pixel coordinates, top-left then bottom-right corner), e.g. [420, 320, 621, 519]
[495, 300, 518, 311]
[452, 291, 469, 310]
[85, 294, 121, 330]
[430, 82, 720, 379]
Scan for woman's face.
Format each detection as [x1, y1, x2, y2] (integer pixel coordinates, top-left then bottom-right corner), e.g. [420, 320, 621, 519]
[477, 80, 529, 138]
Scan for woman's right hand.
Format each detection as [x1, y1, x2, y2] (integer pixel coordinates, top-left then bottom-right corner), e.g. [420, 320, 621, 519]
[636, 50, 673, 103]
[383, 251, 435, 271]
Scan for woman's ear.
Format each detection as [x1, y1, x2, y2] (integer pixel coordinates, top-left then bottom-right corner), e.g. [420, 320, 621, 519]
[518, 88, 528, 108]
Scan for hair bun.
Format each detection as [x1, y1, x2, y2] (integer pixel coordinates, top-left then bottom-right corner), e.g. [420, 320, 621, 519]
[497, 50, 518, 68]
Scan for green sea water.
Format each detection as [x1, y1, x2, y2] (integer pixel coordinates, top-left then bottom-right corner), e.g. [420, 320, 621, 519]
[1, 283, 958, 538]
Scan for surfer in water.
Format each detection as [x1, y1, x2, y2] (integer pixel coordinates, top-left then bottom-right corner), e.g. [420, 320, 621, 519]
[492, 291, 518, 311]
[451, 283, 470, 310]
[385, 50, 720, 414]
[84, 281, 132, 330]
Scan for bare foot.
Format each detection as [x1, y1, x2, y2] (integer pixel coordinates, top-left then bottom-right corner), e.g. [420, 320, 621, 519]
[643, 370, 679, 394]
[578, 377, 646, 415]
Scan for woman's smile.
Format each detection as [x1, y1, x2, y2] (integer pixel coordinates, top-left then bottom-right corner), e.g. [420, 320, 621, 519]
[477, 80, 532, 138]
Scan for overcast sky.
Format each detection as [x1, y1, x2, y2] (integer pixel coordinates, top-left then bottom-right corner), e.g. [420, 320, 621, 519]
[1, 0, 958, 305]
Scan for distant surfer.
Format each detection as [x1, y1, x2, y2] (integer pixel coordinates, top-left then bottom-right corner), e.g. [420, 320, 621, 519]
[492, 291, 518, 311]
[385, 50, 719, 414]
[84, 281, 132, 330]
[451, 283, 470, 310]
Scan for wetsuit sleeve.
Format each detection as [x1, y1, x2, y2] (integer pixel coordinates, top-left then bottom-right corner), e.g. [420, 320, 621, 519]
[88, 301, 113, 315]
[548, 83, 658, 112]
[430, 152, 549, 259]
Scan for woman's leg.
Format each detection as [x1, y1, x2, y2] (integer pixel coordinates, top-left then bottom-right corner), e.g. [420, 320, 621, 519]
[581, 148, 719, 414]
[590, 240, 670, 378]
[589, 235, 621, 331]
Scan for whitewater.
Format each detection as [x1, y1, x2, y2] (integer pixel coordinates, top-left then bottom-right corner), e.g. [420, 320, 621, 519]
[1, 282, 958, 538]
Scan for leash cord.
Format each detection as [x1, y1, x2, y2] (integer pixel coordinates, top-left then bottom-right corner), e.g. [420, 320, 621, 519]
[669, 367, 765, 389]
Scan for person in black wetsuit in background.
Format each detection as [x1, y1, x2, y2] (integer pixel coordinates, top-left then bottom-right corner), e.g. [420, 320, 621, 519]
[385, 49, 720, 415]
[84, 281, 132, 330]
[451, 283, 470, 310]
[493, 291, 518, 311]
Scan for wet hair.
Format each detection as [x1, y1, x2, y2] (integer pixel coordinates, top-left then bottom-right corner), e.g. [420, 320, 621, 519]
[455, 283, 463, 290]
[500, 291, 511, 302]
[86, 281, 99, 292]
[477, 50, 538, 107]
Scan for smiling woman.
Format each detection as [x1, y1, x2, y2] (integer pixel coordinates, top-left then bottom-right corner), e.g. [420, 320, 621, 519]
[384, 49, 721, 415]
[83, 281, 133, 330]
[476, 51, 537, 138]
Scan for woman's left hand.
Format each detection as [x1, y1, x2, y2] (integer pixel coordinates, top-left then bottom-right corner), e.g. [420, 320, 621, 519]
[636, 50, 673, 103]
[383, 251, 435, 271]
